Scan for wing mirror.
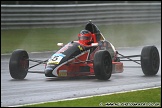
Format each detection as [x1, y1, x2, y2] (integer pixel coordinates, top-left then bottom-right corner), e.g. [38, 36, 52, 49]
[57, 43, 64, 47]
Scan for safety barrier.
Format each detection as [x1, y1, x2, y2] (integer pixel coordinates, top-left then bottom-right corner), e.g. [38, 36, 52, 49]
[1, 3, 161, 29]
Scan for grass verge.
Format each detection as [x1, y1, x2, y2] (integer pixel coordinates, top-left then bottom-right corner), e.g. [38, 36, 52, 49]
[1, 23, 161, 54]
[22, 87, 161, 107]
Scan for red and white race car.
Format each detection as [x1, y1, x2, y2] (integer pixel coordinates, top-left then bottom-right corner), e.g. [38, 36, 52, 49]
[9, 20, 160, 80]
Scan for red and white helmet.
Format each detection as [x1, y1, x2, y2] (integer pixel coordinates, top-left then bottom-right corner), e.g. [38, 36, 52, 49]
[78, 30, 92, 45]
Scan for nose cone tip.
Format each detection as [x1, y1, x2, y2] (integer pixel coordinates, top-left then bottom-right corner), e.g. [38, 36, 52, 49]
[45, 69, 55, 77]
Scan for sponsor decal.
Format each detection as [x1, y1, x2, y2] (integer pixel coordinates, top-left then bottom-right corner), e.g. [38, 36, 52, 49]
[78, 45, 83, 51]
[58, 70, 67, 76]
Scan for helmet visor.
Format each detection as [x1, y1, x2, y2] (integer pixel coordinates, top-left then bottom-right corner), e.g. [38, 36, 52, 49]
[79, 36, 91, 40]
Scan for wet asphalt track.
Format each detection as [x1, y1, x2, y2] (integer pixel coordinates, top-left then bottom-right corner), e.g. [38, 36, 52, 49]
[1, 46, 161, 107]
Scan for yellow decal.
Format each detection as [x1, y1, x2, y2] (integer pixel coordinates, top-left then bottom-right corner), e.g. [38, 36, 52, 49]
[78, 45, 83, 51]
[59, 71, 67, 76]
[47, 61, 59, 64]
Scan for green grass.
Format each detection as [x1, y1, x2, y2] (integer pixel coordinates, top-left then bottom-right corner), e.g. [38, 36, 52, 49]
[23, 87, 161, 107]
[1, 23, 161, 54]
[1, 27, 83, 53]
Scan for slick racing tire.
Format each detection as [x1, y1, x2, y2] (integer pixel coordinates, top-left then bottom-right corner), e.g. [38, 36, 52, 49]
[141, 46, 160, 76]
[9, 49, 29, 79]
[93, 50, 112, 80]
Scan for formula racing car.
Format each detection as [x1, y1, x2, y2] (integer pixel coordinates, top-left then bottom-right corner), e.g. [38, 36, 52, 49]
[9, 20, 160, 80]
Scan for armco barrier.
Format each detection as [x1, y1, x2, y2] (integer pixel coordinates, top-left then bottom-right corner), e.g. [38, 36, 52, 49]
[1, 3, 161, 29]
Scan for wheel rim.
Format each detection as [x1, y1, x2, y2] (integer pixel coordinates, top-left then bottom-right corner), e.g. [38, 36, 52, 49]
[20, 59, 28, 71]
[20, 54, 29, 71]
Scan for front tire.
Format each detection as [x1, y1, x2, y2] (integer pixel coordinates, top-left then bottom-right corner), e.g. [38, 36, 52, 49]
[141, 46, 160, 76]
[93, 50, 112, 80]
[9, 49, 29, 79]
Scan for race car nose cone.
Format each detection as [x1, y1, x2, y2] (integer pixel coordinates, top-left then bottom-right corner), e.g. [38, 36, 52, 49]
[44, 65, 56, 77]
[45, 69, 55, 77]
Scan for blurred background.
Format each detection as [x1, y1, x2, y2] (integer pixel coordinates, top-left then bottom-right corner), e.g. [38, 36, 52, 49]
[1, 1, 161, 5]
[1, 1, 161, 53]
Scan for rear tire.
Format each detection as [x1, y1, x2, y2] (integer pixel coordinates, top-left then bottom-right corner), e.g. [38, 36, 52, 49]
[9, 49, 29, 79]
[141, 46, 160, 76]
[93, 50, 112, 80]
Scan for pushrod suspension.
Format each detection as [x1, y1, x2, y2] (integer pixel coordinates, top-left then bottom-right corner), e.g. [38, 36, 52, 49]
[117, 53, 141, 65]
[119, 55, 141, 58]
[27, 59, 48, 70]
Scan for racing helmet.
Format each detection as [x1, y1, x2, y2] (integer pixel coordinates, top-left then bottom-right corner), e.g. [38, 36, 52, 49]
[78, 30, 92, 45]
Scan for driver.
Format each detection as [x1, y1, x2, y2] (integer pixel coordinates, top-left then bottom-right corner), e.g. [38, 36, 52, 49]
[78, 30, 93, 45]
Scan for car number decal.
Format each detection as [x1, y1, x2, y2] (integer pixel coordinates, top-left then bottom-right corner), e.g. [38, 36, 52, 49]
[49, 53, 66, 64]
